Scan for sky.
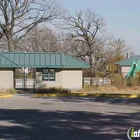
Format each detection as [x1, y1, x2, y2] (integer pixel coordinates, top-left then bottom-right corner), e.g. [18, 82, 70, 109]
[59, 0, 140, 54]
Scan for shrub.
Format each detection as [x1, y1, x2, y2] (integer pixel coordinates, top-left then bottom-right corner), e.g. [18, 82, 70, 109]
[78, 84, 119, 92]
[127, 74, 140, 87]
[83, 69, 94, 77]
[111, 74, 126, 88]
[8, 88, 17, 94]
[0, 88, 17, 95]
[111, 73, 140, 88]
[35, 87, 70, 94]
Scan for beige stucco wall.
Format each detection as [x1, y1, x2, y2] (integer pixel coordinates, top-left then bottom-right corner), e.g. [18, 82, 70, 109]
[35, 69, 82, 89]
[121, 66, 130, 76]
[62, 70, 82, 89]
[0, 69, 13, 89]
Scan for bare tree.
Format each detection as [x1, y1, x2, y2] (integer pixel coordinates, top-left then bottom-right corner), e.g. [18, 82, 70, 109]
[0, 35, 8, 51]
[104, 38, 131, 72]
[17, 27, 63, 52]
[63, 9, 106, 79]
[0, 0, 63, 51]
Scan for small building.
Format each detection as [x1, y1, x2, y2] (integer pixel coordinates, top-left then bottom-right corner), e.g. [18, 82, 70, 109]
[0, 52, 90, 89]
[115, 56, 140, 76]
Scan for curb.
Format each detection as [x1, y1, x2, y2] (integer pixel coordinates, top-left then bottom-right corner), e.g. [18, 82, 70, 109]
[0, 94, 13, 99]
[34, 93, 140, 98]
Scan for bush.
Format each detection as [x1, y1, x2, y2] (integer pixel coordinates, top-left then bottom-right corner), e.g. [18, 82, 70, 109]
[8, 88, 17, 94]
[112, 73, 140, 88]
[0, 88, 17, 95]
[83, 69, 94, 77]
[111, 74, 126, 88]
[126, 74, 140, 87]
[34, 87, 70, 94]
[77, 84, 120, 92]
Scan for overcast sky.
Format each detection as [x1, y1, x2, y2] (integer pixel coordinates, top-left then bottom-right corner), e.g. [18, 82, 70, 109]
[59, 0, 140, 54]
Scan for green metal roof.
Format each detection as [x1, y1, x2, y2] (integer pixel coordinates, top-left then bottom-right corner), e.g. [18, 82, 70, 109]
[0, 52, 90, 68]
[115, 56, 140, 66]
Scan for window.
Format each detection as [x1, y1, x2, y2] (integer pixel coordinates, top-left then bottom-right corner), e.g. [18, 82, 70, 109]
[42, 69, 55, 81]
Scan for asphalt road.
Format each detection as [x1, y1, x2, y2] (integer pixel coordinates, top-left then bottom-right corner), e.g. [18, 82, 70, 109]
[0, 94, 140, 140]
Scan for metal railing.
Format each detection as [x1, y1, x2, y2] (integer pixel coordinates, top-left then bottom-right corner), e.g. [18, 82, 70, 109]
[83, 77, 111, 85]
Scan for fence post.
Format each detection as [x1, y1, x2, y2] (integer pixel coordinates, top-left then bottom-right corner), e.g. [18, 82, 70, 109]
[111, 74, 113, 85]
[24, 67, 26, 89]
[82, 76, 84, 88]
[13, 69, 15, 89]
[34, 68, 36, 89]
[121, 73, 123, 87]
[90, 77, 93, 86]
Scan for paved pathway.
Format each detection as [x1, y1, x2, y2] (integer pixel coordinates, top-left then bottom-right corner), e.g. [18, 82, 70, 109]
[0, 94, 139, 140]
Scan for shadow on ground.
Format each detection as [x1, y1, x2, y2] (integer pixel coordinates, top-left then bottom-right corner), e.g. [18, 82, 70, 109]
[17, 89, 140, 106]
[0, 109, 139, 140]
[49, 96, 140, 106]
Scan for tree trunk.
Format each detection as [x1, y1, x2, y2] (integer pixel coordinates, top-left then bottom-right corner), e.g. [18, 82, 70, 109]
[89, 55, 94, 86]
[89, 53, 98, 86]
[93, 62, 96, 77]
[6, 34, 14, 52]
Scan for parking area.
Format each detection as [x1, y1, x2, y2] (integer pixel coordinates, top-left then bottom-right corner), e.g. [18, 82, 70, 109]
[0, 94, 140, 140]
